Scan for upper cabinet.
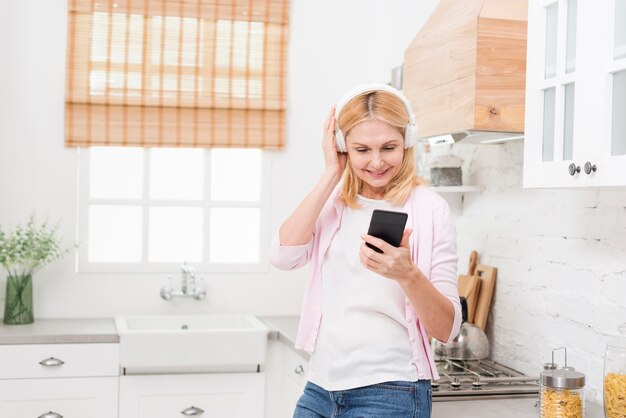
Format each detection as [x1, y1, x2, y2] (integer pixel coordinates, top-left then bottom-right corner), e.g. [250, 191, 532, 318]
[524, 0, 626, 188]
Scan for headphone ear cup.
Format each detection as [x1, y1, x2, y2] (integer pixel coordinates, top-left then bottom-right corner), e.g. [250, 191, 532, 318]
[335, 129, 347, 153]
[404, 123, 417, 149]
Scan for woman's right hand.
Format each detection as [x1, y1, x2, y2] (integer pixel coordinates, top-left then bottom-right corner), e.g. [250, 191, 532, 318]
[322, 106, 347, 179]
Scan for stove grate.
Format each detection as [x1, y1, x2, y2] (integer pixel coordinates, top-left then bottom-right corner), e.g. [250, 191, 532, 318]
[433, 358, 539, 401]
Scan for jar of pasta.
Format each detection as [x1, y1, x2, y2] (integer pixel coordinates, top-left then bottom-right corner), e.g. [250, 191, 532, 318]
[604, 323, 626, 418]
[540, 348, 585, 418]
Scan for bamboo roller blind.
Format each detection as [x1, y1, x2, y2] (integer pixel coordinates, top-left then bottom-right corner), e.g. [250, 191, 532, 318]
[65, 0, 289, 148]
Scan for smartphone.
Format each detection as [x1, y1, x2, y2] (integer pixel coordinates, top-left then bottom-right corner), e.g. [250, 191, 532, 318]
[366, 209, 408, 253]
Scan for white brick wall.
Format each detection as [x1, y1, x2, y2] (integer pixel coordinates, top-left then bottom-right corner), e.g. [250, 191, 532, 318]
[444, 141, 626, 404]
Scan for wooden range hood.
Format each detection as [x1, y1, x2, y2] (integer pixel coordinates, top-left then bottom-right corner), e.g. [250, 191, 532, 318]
[403, 0, 528, 144]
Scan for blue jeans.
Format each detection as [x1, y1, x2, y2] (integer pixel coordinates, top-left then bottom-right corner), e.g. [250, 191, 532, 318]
[293, 380, 432, 418]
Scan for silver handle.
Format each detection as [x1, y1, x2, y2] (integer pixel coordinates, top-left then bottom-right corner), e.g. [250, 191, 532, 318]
[584, 161, 597, 174]
[294, 365, 305, 375]
[568, 163, 581, 176]
[39, 357, 65, 367]
[181, 406, 205, 416]
[38, 412, 63, 418]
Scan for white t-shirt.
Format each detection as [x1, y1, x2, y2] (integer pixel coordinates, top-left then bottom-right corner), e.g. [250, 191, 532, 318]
[308, 195, 419, 391]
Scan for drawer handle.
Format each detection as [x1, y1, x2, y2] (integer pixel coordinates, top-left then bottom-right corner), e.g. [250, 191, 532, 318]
[39, 357, 65, 367]
[294, 364, 305, 375]
[38, 412, 63, 418]
[181, 406, 205, 416]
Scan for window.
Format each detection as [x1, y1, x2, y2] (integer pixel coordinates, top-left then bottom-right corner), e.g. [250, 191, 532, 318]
[66, 1, 286, 272]
[77, 146, 270, 273]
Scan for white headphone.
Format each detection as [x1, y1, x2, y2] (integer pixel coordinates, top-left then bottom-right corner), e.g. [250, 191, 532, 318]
[334, 83, 417, 153]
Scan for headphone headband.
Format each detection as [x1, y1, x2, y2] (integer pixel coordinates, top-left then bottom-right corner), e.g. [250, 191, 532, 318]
[334, 83, 417, 153]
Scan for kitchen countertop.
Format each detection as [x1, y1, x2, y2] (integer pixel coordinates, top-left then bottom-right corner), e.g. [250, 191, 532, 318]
[0, 318, 119, 344]
[0, 316, 295, 347]
[259, 315, 299, 345]
[433, 396, 605, 417]
[259, 315, 310, 359]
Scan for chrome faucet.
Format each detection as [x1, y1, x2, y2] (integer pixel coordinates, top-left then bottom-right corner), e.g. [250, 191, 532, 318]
[160, 262, 206, 301]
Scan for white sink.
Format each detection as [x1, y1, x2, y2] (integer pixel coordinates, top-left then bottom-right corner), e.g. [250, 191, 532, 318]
[115, 314, 269, 374]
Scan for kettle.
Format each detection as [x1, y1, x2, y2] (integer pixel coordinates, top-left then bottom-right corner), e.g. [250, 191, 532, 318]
[431, 296, 490, 360]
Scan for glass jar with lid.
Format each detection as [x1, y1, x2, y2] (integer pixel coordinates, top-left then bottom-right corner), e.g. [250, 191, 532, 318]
[604, 323, 626, 418]
[540, 347, 585, 418]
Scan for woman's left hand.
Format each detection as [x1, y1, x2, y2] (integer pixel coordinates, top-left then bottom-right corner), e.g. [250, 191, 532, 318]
[359, 229, 415, 283]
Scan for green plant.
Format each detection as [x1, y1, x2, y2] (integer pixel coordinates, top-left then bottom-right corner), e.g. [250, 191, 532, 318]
[0, 215, 73, 277]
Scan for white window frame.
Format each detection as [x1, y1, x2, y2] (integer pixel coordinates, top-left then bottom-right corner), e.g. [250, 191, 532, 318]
[76, 147, 272, 274]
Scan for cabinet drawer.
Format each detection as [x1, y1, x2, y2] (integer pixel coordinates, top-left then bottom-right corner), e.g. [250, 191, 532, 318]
[0, 343, 119, 379]
[119, 373, 265, 418]
[0, 377, 118, 418]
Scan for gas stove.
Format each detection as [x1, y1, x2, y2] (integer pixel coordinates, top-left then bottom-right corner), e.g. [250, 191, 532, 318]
[432, 358, 540, 401]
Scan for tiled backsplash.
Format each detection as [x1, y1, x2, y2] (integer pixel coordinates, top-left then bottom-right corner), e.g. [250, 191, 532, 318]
[448, 141, 626, 404]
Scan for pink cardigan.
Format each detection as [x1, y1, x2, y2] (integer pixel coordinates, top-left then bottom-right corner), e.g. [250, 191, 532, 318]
[269, 185, 461, 380]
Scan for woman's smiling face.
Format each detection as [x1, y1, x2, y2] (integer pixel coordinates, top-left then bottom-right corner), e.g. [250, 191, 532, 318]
[345, 118, 405, 199]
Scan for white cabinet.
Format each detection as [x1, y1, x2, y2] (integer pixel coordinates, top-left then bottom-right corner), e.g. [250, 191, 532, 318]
[0, 343, 119, 379]
[119, 373, 265, 418]
[263, 339, 283, 418]
[0, 343, 119, 418]
[265, 339, 308, 418]
[280, 342, 308, 417]
[0, 377, 118, 418]
[524, 0, 626, 188]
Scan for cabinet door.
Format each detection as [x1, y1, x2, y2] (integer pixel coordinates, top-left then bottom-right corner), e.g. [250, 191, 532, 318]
[283, 378, 304, 418]
[583, 0, 626, 186]
[0, 377, 118, 418]
[524, 0, 583, 188]
[119, 373, 265, 418]
[280, 343, 308, 418]
[263, 340, 283, 418]
[525, 0, 626, 188]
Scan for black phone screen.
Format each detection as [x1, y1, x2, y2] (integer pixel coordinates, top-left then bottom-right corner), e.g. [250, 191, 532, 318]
[366, 209, 408, 253]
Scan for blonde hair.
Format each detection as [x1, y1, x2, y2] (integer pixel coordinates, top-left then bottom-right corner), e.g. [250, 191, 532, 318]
[337, 90, 423, 208]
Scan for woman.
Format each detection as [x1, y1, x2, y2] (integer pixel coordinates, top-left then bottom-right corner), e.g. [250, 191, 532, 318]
[269, 83, 461, 418]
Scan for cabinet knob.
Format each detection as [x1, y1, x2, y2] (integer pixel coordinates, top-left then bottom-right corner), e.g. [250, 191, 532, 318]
[181, 406, 205, 415]
[38, 412, 63, 418]
[38, 357, 65, 367]
[294, 365, 305, 375]
[584, 161, 597, 174]
[568, 163, 581, 176]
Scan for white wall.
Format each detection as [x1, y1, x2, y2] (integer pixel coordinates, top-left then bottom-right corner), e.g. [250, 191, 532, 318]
[0, 0, 438, 317]
[447, 141, 626, 404]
